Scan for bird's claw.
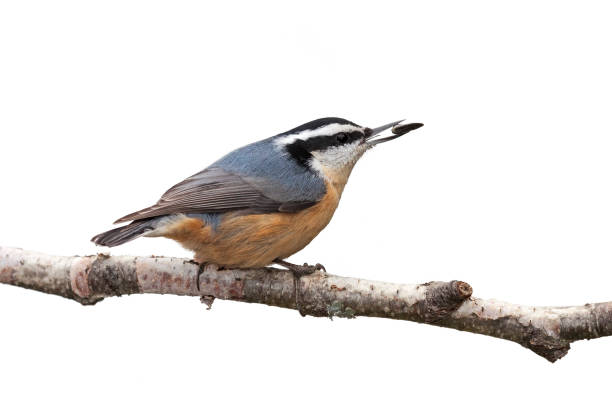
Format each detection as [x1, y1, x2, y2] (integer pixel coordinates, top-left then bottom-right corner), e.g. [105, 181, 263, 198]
[276, 260, 326, 278]
[314, 263, 326, 273]
[291, 262, 325, 277]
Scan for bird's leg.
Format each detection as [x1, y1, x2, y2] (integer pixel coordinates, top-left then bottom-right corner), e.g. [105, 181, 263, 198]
[273, 259, 326, 316]
[196, 262, 206, 291]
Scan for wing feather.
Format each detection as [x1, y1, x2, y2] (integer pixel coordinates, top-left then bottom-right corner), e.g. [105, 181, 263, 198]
[114, 167, 316, 223]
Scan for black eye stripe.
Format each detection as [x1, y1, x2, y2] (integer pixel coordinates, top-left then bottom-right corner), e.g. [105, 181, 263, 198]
[285, 140, 313, 168]
[299, 131, 362, 150]
[285, 131, 363, 168]
[337, 133, 349, 143]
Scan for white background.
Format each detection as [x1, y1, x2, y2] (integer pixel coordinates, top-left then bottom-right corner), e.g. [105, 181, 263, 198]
[1, 1, 611, 406]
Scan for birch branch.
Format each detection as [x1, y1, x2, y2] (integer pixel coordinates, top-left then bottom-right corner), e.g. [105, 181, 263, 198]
[1, 246, 610, 362]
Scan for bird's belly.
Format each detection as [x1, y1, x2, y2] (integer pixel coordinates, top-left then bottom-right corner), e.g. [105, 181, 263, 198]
[160, 186, 340, 268]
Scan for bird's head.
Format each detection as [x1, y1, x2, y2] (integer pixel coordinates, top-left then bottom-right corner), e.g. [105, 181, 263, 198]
[275, 117, 423, 189]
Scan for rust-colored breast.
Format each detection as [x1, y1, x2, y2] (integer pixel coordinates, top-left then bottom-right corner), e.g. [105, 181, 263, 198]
[160, 181, 342, 268]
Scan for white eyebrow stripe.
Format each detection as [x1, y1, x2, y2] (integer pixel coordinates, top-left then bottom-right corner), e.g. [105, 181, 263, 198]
[275, 123, 362, 146]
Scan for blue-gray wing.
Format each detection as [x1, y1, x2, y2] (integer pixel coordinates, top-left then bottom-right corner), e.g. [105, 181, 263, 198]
[113, 139, 326, 224]
[113, 167, 315, 223]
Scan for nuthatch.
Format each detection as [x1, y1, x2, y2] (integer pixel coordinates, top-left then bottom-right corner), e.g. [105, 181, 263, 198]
[92, 118, 423, 280]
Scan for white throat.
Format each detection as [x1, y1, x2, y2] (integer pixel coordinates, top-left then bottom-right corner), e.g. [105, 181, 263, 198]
[309, 141, 368, 193]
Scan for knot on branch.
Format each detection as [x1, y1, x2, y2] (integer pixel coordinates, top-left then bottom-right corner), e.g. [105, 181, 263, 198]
[89, 255, 140, 297]
[521, 327, 570, 363]
[419, 280, 472, 323]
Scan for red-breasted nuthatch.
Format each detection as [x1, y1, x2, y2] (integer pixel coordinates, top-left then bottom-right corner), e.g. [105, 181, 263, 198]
[92, 117, 423, 277]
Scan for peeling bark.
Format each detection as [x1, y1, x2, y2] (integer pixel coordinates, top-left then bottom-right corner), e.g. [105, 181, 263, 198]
[1, 246, 611, 362]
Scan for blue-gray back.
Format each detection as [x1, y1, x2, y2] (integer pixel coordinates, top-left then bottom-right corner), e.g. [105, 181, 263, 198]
[214, 136, 326, 203]
[113, 135, 326, 224]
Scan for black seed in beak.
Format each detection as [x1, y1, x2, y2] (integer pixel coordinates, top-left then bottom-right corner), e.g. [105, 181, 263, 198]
[392, 122, 424, 136]
[367, 122, 424, 146]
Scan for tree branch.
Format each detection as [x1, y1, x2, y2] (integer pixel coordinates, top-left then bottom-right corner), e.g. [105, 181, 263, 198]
[1, 246, 610, 362]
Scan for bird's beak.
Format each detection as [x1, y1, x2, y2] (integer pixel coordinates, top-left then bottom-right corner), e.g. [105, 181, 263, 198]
[366, 120, 424, 146]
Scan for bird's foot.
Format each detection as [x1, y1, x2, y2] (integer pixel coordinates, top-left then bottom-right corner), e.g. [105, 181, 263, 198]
[273, 259, 326, 277]
[273, 259, 326, 317]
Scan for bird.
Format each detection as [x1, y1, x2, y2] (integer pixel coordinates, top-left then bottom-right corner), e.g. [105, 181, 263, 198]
[92, 117, 423, 282]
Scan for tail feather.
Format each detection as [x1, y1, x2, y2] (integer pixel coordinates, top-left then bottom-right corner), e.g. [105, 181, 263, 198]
[91, 219, 155, 247]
